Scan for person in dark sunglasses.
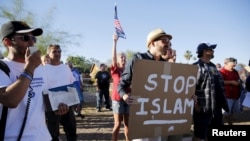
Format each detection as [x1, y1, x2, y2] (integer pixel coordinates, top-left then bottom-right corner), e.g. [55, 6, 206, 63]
[0, 21, 69, 141]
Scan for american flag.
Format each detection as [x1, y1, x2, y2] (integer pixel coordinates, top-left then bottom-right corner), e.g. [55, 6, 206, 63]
[114, 5, 126, 39]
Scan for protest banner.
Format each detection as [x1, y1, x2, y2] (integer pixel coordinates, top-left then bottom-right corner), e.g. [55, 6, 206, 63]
[129, 60, 198, 139]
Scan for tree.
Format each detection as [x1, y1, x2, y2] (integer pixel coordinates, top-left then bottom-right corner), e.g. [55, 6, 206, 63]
[0, 0, 80, 56]
[125, 49, 136, 61]
[184, 50, 193, 64]
[66, 56, 93, 73]
[88, 57, 100, 66]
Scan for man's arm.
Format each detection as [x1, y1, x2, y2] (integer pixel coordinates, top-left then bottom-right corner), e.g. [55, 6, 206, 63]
[0, 72, 33, 108]
[0, 50, 41, 108]
[220, 70, 240, 86]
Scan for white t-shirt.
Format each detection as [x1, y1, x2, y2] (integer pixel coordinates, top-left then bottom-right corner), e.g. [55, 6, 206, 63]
[43, 64, 75, 88]
[0, 59, 51, 141]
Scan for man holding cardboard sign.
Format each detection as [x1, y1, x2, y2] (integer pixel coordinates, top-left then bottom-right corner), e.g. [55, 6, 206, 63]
[118, 28, 198, 141]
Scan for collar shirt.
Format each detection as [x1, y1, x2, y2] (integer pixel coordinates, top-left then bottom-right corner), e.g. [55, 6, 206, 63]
[193, 59, 228, 115]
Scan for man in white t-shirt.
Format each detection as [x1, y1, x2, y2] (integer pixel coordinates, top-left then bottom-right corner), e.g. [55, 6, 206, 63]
[44, 44, 78, 141]
[0, 21, 69, 141]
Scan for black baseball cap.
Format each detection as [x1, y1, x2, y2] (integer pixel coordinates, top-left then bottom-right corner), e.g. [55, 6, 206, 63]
[196, 43, 217, 53]
[1, 21, 43, 40]
[196, 42, 217, 58]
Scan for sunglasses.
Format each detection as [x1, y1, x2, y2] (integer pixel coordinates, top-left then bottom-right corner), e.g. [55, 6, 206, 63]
[13, 35, 37, 42]
[155, 37, 170, 43]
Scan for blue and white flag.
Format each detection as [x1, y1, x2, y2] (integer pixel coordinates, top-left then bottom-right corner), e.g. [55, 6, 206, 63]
[114, 4, 126, 39]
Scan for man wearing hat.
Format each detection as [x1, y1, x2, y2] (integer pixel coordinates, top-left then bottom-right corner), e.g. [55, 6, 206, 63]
[117, 28, 182, 141]
[118, 28, 172, 108]
[192, 43, 229, 141]
[0, 21, 68, 140]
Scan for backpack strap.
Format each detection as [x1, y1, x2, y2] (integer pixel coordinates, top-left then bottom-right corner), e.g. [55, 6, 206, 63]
[0, 60, 10, 141]
[0, 60, 10, 77]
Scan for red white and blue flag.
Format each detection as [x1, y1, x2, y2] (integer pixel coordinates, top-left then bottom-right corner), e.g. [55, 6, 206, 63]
[114, 4, 126, 39]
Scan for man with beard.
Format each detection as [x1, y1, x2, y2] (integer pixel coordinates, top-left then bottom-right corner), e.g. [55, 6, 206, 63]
[118, 28, 178, 141]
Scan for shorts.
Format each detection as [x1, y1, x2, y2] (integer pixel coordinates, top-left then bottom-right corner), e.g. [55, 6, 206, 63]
[223, 98, 240, 115]
[112, 100, 129, 114]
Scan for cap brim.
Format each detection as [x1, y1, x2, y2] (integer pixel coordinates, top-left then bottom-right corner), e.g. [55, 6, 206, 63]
[210, 44, 217, 49]
[16, 28, 43, 36]
[158, 33, 172, 40]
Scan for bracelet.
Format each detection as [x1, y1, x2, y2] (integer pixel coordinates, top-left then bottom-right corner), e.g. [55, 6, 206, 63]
[23, 69, 34, 77]
[20, 72, 33, 81]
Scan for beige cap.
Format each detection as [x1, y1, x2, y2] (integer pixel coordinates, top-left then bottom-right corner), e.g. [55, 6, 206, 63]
[245, 66, 250, 72]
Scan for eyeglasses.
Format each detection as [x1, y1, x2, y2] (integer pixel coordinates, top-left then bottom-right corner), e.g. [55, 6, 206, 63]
[13, 35, 37, 42]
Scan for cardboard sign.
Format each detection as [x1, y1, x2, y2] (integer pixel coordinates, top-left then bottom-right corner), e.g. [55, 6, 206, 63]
[128, 60, 198, 140]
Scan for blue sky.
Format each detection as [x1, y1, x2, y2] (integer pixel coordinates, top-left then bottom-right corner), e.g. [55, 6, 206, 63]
[1, 0, 250, 65]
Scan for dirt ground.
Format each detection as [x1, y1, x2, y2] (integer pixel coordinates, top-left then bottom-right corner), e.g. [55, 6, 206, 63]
[59, 92, 250, 141]
[59, 92, 122, 141]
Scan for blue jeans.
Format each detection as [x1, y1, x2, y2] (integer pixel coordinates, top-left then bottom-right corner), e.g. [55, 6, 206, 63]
[240, 89, 247, 111]
[96, 88, 111, 109]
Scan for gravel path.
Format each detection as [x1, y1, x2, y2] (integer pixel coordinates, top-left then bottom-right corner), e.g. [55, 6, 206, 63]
[59, 92, 125, 141]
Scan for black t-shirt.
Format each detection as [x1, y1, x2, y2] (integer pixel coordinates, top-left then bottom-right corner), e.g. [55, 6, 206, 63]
[95, 71, 111, 89]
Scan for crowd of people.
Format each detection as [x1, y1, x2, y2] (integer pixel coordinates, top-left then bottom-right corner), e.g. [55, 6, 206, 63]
[0, 20, 250, 141]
